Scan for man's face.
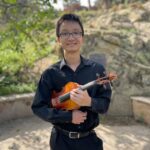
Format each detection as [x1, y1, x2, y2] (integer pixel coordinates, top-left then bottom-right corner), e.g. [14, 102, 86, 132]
[57, 21, 84, 53]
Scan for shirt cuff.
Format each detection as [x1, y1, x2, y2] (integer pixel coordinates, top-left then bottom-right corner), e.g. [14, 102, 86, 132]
[62, 110, 72, 123]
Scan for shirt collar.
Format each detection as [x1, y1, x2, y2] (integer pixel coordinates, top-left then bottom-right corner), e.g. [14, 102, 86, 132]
[59, 55, 92, 70]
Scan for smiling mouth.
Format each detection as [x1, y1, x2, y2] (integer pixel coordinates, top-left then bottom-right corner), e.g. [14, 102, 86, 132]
[67, 43, 77, 46]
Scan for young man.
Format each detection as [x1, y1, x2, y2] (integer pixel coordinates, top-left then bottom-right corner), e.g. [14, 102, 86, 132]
[32, 13, 112, 150]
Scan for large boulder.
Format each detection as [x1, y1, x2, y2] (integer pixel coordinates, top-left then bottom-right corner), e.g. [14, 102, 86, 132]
[81, 2, 150, 116]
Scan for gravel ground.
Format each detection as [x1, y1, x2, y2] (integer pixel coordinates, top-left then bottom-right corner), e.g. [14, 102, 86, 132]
[0, 116, 150, 150]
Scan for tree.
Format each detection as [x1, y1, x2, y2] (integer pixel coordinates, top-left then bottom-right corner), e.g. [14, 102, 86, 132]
[0, 0, 54, 23]
[95, 0, 112, 9]
[88, 0, 92, 9]
[64, 0, 80, 6]
[0, 0, 56, 95]
[63, 0, 81, 11]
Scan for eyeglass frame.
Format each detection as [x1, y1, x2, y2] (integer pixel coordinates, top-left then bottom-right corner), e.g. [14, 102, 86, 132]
[58, 32, 83, 39]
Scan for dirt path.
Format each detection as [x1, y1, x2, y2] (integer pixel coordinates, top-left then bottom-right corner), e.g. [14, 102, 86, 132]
[0, 116, 150, 150]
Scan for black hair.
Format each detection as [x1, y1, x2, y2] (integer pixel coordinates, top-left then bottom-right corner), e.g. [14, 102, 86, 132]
[56, 13, 84, 37]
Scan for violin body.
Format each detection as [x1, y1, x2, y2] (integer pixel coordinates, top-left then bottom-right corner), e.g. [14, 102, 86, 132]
[51, 72, 117, 111]
[51, 82, 80, 110]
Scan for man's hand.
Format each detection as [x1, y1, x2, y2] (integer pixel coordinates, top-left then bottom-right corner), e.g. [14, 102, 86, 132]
[70, 89, 91, 107]
[72, 110, 87, 124]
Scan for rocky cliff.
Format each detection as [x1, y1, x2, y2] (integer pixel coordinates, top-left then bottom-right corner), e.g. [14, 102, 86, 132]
[81, 1, 150, 116]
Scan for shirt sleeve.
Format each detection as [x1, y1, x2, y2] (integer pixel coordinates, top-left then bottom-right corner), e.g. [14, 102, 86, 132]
[89, 65, 112, 114]
[91, 83, 112, 113]
[31, 69, 72, 124]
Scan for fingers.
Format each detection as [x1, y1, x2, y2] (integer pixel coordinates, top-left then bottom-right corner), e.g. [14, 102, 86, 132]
[79, 113, 87, 123]
[71, 89, 83, 96]
[70, 89, 90, 106]
[74, 116, 86, 124]
[72, 110, 87, 124]
[70, 89, 84, 100]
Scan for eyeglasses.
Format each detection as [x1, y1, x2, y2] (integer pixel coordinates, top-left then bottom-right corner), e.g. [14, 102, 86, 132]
[59, 32, 83, 39]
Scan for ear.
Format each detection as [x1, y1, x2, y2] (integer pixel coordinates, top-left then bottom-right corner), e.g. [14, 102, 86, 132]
[56, 37, 63, 48]
[56, 37, 60, 43]
[80, 36, 84, 44]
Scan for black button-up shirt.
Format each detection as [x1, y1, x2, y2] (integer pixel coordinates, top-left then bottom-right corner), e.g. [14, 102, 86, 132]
[32, 56, 112, 132]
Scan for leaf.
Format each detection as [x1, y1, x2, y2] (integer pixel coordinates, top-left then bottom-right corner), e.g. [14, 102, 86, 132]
[4, 0, 17, 4]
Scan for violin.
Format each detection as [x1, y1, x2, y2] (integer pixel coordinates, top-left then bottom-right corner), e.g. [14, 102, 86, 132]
[51, 72, 117, 111]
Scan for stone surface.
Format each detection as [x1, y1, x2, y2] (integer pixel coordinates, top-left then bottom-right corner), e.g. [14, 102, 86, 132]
[81, 1, 150, 116]
[0, 93, 34, 123]
[131, 97, 150, 125]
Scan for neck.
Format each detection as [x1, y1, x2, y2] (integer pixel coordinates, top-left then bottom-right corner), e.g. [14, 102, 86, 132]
[64, 51, 81, 71]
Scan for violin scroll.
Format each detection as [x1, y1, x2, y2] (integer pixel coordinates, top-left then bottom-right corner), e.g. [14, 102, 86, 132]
[97, 72, 117, 85]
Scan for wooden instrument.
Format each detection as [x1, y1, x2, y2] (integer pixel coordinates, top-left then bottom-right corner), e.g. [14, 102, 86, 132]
[51, 72, 117, 110]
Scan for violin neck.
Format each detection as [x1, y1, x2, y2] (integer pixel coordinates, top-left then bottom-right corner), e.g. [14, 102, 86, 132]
[80, 80, 97, 90]
[59, 80, 97, 103]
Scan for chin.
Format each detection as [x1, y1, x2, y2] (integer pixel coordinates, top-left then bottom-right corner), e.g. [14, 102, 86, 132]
[67, 49, 79, 53]
[65, 47, 80, 52]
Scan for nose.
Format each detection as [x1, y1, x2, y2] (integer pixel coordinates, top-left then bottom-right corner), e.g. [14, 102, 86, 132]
[68, 33, 75, 40]
[68, 34, 74, 40]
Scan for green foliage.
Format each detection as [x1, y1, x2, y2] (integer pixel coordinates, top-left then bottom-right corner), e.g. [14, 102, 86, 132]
[4, 0, 17, 4]
[0, 50, 22, 74]
[0, 83, 36, 96]
[0, 0, 58, 95]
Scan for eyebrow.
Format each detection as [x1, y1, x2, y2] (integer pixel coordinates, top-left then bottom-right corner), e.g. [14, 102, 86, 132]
[60, 29, 82, 33]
